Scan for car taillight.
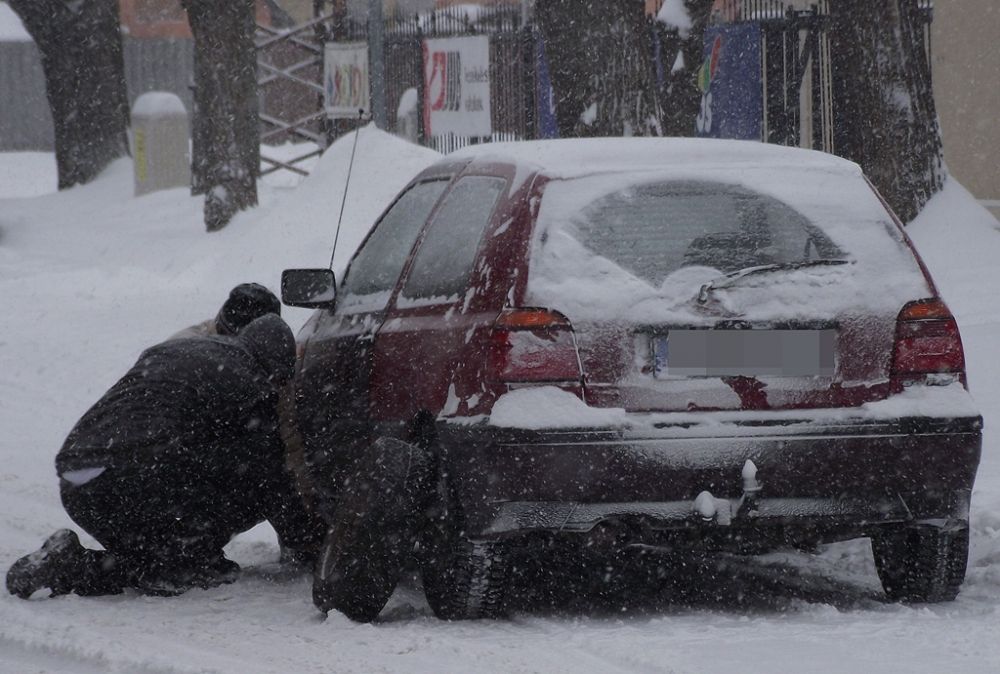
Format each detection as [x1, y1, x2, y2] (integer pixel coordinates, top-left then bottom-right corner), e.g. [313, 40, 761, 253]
[489, 308, 583, 387]
[891, 298, 967, 387]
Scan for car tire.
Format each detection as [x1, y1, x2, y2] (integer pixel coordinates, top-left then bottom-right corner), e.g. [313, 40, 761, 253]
[312, 437, 434, 622]
[421, 531, 511, 620]
[871, 523, 969, 603]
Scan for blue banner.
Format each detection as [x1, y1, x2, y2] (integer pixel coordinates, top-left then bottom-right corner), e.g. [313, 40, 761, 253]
[535, 34, 559, 140]
[695, 23, 762, 140]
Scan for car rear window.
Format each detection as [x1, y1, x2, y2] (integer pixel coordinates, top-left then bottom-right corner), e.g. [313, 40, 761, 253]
[526, 169, 930, 325]
[568, 181, 845, 284]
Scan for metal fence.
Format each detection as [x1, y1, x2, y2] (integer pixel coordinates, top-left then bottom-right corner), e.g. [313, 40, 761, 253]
[760, 0, 932, 153]
[329, 3, 532, 154]
[2, 2, 935, 167]
[0, 38, 194, 152]
[322, 0, 831, 155]
[256, 14, 330, 176]
[0, 41, 51, 151]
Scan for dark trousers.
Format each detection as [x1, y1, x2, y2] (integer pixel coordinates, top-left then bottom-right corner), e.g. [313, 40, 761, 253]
[58, 457, 266, 595]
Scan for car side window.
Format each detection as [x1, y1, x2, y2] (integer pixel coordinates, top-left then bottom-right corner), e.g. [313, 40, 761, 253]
[400, 176, 507, 304]
[339, 179, 449, 313]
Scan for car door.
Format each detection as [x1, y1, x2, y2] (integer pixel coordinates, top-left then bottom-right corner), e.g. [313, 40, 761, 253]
[295, 178, 450, 475]
[369, 170, 516, 426]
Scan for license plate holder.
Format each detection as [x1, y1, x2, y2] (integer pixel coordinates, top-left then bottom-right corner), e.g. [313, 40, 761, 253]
[653, 329, 836, 378]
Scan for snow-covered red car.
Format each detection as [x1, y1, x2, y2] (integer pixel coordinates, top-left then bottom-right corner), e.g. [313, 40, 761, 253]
[282, 138, 982, 621]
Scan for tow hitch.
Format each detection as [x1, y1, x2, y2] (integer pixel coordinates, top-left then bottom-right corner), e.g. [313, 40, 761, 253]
[691, 460, 763, 525]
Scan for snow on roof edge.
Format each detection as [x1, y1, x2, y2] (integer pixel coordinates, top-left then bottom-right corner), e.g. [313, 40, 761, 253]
[447, 138, 862, 180]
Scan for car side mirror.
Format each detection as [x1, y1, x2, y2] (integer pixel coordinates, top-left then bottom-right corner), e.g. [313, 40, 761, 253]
[281, 269, 337, 309]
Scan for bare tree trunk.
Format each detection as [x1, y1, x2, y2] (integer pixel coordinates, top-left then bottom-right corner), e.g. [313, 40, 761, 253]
[8, 0, 130, 190]
[658, 0, 714, 137]
[537, 0, 661, 138]
[182, 0, 260, 232]
[830, 0, 944, 222]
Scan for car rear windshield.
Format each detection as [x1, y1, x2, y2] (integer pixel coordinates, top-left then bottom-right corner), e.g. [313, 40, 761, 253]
[566, 180, 845, 284]
[526, 170, 929, 324]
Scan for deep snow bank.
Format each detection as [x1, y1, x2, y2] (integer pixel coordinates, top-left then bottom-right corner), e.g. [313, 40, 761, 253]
[1, 146, 1000, 673]
[908, 177, 1000, 325]
[908, 178, 1000, 590]
[0, 127, 438, 548]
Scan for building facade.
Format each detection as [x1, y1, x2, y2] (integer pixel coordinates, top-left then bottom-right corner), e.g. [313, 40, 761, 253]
[932, 0, 1000, 219]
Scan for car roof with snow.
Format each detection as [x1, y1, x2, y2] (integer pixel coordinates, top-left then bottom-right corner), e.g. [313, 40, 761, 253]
[445, 138, 929, 325]
[447, 137, 863, 180]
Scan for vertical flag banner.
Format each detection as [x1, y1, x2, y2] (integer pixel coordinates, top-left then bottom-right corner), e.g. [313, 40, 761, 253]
[696, 23, 762, 140]
[535, 33, 559, 139]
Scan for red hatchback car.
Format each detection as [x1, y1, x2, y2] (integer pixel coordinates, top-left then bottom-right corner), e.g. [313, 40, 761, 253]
[282, 138, 982, 621]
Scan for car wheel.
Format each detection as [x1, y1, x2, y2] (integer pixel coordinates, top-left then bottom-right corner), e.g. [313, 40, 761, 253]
[871, 523, 969, 603]
[421, 527, 511, 620]
[312, 437, 434, 622]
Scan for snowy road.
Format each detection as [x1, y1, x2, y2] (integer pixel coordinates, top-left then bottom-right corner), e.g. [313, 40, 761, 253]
[2, 542, 999, 674]
[2, 138, 999, 673]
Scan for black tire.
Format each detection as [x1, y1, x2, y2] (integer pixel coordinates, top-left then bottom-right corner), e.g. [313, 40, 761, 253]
[422, 533, 511, 620]
[312, 437, 433, 622]
[872, 523, 970, 603]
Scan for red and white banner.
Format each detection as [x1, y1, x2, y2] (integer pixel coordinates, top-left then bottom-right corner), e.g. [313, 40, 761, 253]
[423, 36, 492, 138]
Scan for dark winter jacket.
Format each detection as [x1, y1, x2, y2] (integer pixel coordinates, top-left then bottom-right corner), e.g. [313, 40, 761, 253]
[55, 314, 295, 478]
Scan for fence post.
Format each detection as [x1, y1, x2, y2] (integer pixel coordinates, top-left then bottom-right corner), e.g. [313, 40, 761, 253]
[416, 19, 426, 146]
[368, 0, 388, 129]
[784, 7, 800, 146]
[523, 24, 537, 140]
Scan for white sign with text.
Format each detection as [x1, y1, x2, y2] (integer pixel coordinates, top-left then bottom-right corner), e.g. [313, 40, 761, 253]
[423, 36, 492, 137]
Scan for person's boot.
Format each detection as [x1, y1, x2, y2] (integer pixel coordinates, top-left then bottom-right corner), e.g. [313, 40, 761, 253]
[136, 554, 240, 596]
[6, 529, 86, 599]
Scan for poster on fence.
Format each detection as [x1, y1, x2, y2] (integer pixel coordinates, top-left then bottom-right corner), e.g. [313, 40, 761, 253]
[324, 42, 370, 119]
[423, 36, 492, 138]
[695, 23, 762, 140]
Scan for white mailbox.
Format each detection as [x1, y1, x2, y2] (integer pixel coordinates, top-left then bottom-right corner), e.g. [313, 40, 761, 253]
[131, 92, 190, 196]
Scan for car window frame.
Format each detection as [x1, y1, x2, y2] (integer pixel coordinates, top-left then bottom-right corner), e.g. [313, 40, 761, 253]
[395, 174, 510, 309]
[335, 176, 452, 316]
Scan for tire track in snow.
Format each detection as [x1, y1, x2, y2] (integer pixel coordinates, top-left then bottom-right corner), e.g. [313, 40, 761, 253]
[506, 615, 683, 674]
[0, 633, 197, 674]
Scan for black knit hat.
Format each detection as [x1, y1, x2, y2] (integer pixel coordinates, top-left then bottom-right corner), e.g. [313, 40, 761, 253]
[238, 314, 295, 386]
[215, 283, 281, 336]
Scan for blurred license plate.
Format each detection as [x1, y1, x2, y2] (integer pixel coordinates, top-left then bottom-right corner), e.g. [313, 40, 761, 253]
[653, 330, 835, 377]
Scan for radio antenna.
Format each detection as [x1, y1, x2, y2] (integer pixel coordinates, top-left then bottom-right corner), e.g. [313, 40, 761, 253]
[329, 109, 366, 270]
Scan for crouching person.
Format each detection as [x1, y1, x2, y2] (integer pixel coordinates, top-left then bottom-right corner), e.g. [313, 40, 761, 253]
[6, 314, 305, 598]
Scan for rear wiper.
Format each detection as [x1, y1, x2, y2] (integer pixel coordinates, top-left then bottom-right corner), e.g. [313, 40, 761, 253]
[697, 259, 851, 304]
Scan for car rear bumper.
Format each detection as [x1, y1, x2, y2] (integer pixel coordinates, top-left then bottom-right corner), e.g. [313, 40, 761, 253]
[435, 413, 982, 543]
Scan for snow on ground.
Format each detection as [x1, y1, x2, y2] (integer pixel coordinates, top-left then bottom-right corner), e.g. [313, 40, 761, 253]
[0, 2, 30, 42]
[0, 152, 57, 198]
[1, 138, 999, 673]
